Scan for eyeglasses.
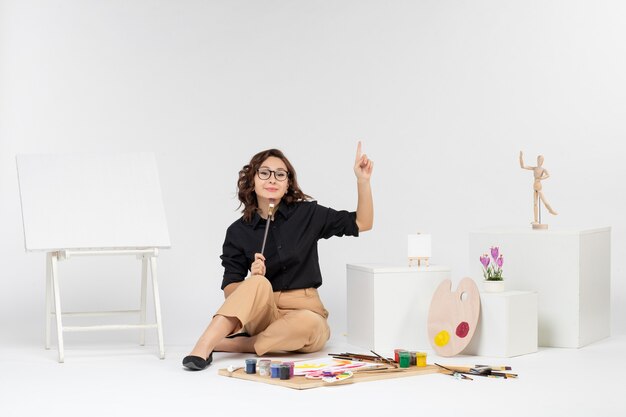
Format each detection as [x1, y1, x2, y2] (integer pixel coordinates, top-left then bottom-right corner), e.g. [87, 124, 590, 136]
[257, 168, 289, 181]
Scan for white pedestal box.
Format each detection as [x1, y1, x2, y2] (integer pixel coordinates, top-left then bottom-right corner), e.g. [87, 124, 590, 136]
[346, 264, 450, 353]
[465, 291, 538, 357]
[469, 227, 610, 348]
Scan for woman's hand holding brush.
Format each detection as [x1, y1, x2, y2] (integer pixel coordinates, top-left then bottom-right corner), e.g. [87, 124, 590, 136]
[251, 253, 266, 276]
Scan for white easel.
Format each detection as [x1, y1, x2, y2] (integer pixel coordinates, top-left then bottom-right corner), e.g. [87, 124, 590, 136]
[17, 153, 171, 362]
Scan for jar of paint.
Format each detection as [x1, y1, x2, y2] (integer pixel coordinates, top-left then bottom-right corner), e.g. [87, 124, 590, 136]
[270, 363, 281, 378]
[258, 359, 271, 376]
[398, 351, 410, 368]
[245, 358, 257, 374]
[409, 351, 417, 366]
[394, 348, 405, 363]
[279, 364, 291, 380]
[416, 352, 427, 367]
[282, 361, 295, 377]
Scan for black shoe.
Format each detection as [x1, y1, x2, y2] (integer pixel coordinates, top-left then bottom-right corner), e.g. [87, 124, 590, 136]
[182, 352, 213, 371]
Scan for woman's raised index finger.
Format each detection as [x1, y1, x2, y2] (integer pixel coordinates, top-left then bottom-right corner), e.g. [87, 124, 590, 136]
[355, 141, 362, 162]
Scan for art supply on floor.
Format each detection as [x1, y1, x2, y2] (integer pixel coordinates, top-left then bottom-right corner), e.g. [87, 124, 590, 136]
[441, 365, 517, 378]
[434, 363, 473, 381]
[258, 359, 271, 376]
[469, 366, 492, 375]
[475, 365, 512, 371]
[282, 361, 295, 377]
[297, 357, 385, 377]
[434, 363, 518, 380]
[245, 358, 257, 374]
[227, 365, 243, 374]
[394, 348, 405, 362]
[416, 352, 427, 367]
[427, 278, 480, 357]
[219, 362, 441, 390]
[279, 364, 291, 380]
[398, 351, 410, 368]
[328, 352, 397, 367]
[270, 363, 281, 378]
[369, 350, 397, 368]
[320, 371, 354, 383]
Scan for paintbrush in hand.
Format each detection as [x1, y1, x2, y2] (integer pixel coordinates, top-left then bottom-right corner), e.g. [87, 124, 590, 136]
[260, 200, 275, 256]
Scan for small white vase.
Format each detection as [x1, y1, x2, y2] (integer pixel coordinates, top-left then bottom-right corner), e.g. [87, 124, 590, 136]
[483, 280, 504, 293]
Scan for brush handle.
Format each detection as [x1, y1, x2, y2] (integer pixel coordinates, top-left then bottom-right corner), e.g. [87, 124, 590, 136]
[260, 217, 272, 255]
[260, 202, 275, 256]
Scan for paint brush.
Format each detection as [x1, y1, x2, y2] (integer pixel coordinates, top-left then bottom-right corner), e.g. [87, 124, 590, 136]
[469, 366, 517, 378]
[328, 352, 396, 365]
[444, 365, 492, 375]
[444, 365, 514, 374]
[436, 364, 518, 379]
[475, 365, 512, 371]
[434, 363, 473, 381]
[370, 350, 398, 368]
[260, 200, 276, 256]
[352, 367, 406, 374]
[490, 371, 518, 379]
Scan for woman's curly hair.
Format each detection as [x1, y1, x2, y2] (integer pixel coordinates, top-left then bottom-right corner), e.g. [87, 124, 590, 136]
[237, 149, 311, 222]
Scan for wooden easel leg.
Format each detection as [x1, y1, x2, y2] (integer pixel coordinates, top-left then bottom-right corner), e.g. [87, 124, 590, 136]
[140, 258, 148, 346]
[50, 253, 65, 363]
[149, 256, 165, 359]
[45, 252, 52, 350]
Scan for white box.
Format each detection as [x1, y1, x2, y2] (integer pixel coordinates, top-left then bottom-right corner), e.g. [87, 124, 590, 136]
[465, 291, 538, 357]
[346, 264, 451, 353]
[469, 227, 610, 348]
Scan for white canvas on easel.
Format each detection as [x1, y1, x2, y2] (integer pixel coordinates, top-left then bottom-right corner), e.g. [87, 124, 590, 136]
[17, 152, 171, 251]
[17, 152, 171, 362]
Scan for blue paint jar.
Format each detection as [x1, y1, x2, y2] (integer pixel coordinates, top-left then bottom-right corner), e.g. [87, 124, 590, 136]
[270, 363, 281, 378]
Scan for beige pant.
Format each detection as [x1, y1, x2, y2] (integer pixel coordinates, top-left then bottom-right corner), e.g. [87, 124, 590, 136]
[215, 275, 331, 356]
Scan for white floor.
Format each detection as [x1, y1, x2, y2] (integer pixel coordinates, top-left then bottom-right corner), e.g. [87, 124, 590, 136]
[2, 335, 625, 417]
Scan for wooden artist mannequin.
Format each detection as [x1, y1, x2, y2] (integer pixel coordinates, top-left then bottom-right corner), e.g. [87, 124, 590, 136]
[519, 151, 557, 229]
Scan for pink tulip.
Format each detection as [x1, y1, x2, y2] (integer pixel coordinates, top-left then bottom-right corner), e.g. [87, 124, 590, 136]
[490, 246, 499, 261]
[480, 254, 490, 268]
[496, 255, 504, 268]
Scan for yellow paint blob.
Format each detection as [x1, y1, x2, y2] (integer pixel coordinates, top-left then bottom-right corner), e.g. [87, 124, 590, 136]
[434, 330, 450, 347]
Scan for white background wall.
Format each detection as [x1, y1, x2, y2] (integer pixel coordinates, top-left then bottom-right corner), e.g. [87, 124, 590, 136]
[1, 0, 625, 347]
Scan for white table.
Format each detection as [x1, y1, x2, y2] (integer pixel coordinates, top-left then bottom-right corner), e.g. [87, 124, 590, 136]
[465, 291, 538, 357]
[346, 264, 450, 354]
[469, 227, 610, 348]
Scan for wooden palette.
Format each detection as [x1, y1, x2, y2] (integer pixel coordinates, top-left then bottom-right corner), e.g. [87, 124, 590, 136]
[427, 278, 480, 357]
[218, 365, 441, 390]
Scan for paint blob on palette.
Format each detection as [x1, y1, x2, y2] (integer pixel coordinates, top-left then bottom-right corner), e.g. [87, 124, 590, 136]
[427, 278, 480, 357]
